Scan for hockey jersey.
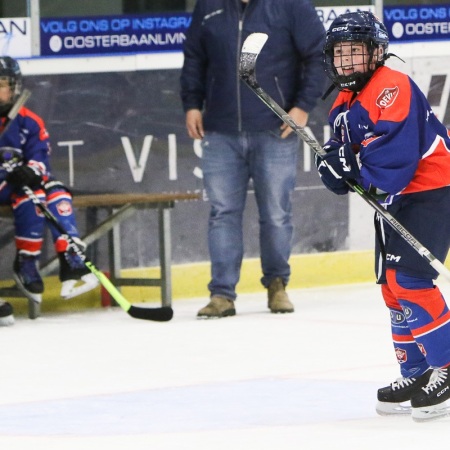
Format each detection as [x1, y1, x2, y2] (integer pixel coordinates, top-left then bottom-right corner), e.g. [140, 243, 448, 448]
[326, 65, 450, 199]
[0, 106, 51, 183]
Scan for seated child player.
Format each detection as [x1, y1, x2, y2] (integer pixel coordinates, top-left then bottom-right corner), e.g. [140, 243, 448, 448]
[0, 56, 99, 327]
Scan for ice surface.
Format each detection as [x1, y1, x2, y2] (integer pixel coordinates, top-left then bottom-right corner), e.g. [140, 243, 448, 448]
[1, 281, 450, 449]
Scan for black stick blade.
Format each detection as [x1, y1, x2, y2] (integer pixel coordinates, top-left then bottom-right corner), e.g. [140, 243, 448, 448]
[128, 306, 174, 322]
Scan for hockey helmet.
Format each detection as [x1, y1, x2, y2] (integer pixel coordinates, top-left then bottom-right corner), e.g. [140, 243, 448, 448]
[0, 56, 23, 116]
[323, 11, 389, 92]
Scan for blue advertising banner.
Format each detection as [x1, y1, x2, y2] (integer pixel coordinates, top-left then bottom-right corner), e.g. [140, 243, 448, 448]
[40, 13, 191, 56]
[384, 4, 450, 42]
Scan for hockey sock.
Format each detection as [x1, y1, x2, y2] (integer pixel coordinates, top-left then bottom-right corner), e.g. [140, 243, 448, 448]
[387, 269, 450, 368]
[381, 283, 429, 377]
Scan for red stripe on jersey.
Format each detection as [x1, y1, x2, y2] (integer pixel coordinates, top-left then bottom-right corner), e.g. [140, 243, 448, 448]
[19, 106, 50, 141]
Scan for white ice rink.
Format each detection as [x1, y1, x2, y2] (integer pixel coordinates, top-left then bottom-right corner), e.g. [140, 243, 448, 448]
[1, 280, 450, 450]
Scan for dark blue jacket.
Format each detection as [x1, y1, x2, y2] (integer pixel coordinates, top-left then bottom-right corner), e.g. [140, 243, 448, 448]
[180, 0, 326, 133]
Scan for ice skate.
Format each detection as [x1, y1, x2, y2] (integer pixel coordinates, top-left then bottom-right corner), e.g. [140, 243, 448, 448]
[13, 252, 43, 303]
[197, 295, 235, 319]
[376, 370, 432, 416]
[411, 368, 450, 422]
[268, 277, 294, 313]
[58, 243, 99, 299]
[0, 300, 14, 326]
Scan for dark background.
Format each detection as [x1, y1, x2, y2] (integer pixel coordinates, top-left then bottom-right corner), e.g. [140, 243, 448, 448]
[0, 69, 348, 279]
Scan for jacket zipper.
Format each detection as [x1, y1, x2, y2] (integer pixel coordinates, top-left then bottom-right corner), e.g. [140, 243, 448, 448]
[274, 76, 286, 108]
[237, 0, 250, 132]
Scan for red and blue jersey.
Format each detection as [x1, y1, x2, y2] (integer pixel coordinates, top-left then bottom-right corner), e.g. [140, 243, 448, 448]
[326, 66, 450, 201]
[0, 106, 52, 183]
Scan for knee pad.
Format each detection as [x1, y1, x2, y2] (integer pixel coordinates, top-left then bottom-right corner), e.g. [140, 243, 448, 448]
[386, 268, 447, 323]
[44, 180, 72, 196]
[44, 181, 74, 217]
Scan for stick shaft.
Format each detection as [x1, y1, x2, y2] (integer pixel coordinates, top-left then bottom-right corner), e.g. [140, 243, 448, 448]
[21, 186, 173, 321]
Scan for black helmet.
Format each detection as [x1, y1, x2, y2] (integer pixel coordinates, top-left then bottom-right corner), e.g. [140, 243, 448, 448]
[323, 11, 389, 92]
[0, 56, 22, 116]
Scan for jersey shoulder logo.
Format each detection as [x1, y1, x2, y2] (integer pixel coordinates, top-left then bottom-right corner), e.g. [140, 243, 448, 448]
[376, 86, 399, 108]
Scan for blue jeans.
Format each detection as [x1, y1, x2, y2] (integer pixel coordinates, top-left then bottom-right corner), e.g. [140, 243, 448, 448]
[201, 130, 299, 300]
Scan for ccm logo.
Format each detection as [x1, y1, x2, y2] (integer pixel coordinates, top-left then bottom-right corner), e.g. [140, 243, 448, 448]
[386, 253, 401, 262]
[332, 26, 348, 32]
[437, 386, 449, 397]
[376, 86, 399, 108]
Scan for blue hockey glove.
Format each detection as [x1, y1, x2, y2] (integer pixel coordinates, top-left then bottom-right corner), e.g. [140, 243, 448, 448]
[321, 143, 361, 181]
[6, 164, 43, 189]
[315, 142, 354, 195]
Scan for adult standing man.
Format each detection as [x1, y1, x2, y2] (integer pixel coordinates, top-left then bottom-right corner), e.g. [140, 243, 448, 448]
[180, 0, 326, 318]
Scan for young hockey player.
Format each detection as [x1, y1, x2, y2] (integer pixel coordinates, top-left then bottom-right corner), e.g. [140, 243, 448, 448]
[0, 56, 98, 326]
[315, 11, 450, 421]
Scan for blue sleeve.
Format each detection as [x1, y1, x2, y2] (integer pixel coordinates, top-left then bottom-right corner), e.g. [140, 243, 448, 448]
[359, 87, 427, 194]
[180, 1, 208, 112]
[290, 0, 326, 112]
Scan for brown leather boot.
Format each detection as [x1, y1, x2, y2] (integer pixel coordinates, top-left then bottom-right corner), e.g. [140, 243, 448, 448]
[268, 277, 294, 313]
[197, 295, 236, 319]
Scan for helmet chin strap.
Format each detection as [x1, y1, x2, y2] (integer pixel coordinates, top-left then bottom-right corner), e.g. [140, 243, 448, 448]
[321, 83, 336, 101]
[384, 52, 406, 64]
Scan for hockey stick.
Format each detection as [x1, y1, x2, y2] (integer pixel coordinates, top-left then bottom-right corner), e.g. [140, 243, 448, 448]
[239, 32, 450, 281]
[19, 185, 174, 322]
[1, 89, 31, 134]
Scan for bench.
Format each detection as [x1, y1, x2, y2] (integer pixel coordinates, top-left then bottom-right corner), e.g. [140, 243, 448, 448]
[0, 191, 201, 319]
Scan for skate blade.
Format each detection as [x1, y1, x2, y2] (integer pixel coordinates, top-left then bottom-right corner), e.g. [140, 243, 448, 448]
[0, 315, 15, 326]
[60, 273, 99, 300]
[412, 401, 450, 422]
[13, 274, 42, 304]
[376, 400, 412, 416]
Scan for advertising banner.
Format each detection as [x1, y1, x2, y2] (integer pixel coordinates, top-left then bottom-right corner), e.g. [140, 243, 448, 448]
[384, 4, 450, 42]
[38, 7, 376, 57]
[316, 5, 374, 30]
[40, 13, 191, 56]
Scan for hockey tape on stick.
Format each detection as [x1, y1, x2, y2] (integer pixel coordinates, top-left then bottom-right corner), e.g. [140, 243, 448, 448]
[20, 185, 173, 322]
[0, 89, 31, 139]
[239, 33, 450, 281]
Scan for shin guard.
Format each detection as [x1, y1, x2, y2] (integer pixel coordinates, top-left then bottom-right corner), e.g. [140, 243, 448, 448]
[381, 283, 428, 377]
[387, 269, 450, 368]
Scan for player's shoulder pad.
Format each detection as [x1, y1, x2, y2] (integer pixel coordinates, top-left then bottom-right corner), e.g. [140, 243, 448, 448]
[361, 66, 412, 124]
[18, 106, 49, 141]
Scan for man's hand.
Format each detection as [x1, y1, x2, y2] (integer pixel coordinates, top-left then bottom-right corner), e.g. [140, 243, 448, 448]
[185, 109, 204, 140]
[280, 107, 308, 138]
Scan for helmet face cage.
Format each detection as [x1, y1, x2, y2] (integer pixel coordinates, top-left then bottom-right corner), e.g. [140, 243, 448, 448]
[0, 57, 22, 115]
[324, 11, 389, 92]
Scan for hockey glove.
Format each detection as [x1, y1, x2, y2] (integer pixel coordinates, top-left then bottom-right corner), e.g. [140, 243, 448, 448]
[321, 143, 361, 182]
[315, 142, 351, 195]
[6, 165, 43, 189]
